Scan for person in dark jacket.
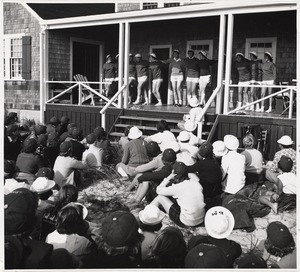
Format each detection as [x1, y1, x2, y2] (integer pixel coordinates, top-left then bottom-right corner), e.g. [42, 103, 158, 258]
[249, 51, 262, 111]
[102, 54, 116, 97]
[128, 53, 137, 103]
[149, 53, 164, 106]
[56, 116, 70, 136]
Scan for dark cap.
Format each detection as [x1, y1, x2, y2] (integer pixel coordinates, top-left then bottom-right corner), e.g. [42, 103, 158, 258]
[267, 221, 294, 249]
[4, 160, 16, 177]
[146, 141, 161, 157]
[49, 116, 59, 126]
[5, 188, 38, 235]
[173, 161, 187, 176]
[94, 126, 105, 138]
[236, 253, 267, 268]
[36, 167, 54, 180]
[37, 133, 48, 146]
[60, 116, 70, 124]
[162, 148, 177, 163]
[185, 243, 228, 268]
[71, 128, 82, 139]
[7, 112, 18, 119]
[102, 211, 139, 247]
[199, 142, 213, 158]
[23, 138, 38, 153]
[67, 123, 77, 131]
[60, 141, 72, 154]
[278, 155, 293, 173]
[86, 133, 97, 145]
[34, 124, 47, 135]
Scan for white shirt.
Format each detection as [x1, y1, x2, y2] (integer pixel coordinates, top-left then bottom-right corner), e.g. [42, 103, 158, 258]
[241, 148, 264, 174]
[178, 142, 198, 159]
[144, 131, 176, 146]
[278, 172, 297, 194]
[176, 151, 196, 166]
[189, 107, 204, 123]
[4, 178, 30, 194]
[221, 150, 246, 194]
[82, 144, 103, 170]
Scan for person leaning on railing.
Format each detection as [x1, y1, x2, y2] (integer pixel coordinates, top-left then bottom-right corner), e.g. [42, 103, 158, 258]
[102, 54, 116, 98]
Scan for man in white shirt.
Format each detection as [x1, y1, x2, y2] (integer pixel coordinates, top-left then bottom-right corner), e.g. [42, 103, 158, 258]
[82, 133, 103, 170]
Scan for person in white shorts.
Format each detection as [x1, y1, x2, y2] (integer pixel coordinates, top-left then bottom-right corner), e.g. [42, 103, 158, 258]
[149, 53, 164, 106]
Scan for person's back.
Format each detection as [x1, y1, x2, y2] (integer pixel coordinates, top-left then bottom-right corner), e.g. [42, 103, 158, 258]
[122, 138, 149, 167]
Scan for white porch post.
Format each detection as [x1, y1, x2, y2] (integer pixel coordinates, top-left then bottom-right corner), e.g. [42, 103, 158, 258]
[297, 1, 300, 179]
[216, 14, 226, 114]
[223, 14, 234, 114]
[118, 22, 124, 108]
[124, 22, 130, 109]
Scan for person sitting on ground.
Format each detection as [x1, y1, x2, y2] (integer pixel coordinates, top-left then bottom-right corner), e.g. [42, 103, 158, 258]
[138, 204, 165, 260]
[257, 221, 296, 268]
[143, 227, 187, 268]
[151, 162, 205, 228]
[59, 123, 77, 143]
[46, 203, 98, 267]
[265, 135, 296, 183]
[15, 138, 44, 184]
[82, 133, 103, 170]
[128, 148, 176, 206]
[241, 134, 264, 185]
[144, 120, 176, 148]
[187, 142, 223, 200]
[177, 131, 198, 160]
[26, 124, 47, 141]
[44, 131, 60, 168]
[118, 125, 132, 151]
[56, 116, 70, 136]
[188, 206, 241, 267]
[212, 140, 228, 166]
[69, 128, 85, 161]
[221, 135, 246, 195]
[5, 124, 22, 162]
[46, 116, 59, 134]
[53, 141, 88, 188]
[94, 127, 114, 164]
[116, 126, 149, 178]
[99, 210, 144, 268]
[235, 252, 267, 268]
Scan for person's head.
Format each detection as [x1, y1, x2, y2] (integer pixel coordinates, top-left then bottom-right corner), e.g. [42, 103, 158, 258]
[60, 116, 70, 125]
[199, 50, 208, 60]
[150, 227, 187, 268]
[184, 120, 197, 132]
[5, 188, 39, 236]
[37, 133, 48, 147]
[173, 49, 180, 59]
[264, 51, 273, 62]
[243, 133, 256, 149]
[67, 123, 77, 134]
[135, 53, 142, 62]
[59, 184, 78, 204]
[172, 161, 188, 179]
[128, 126, 143, 140]
[278, 155, 293, 173]
[235, 253, 267, 268]
[49, 116, 59, 126]
[129, 53, 133, 61]
[31, 177, 55, 200]
[149, 52, 157, 62]
[71, 127, 82, 140]
[49, 248, 79, 269]
[198, 142, 213, 159]
[212, 140, 228, 158]
[162, 148, 177, 165]
[249, 51, 258, 61]
[86, 133, 97, 146]
[34, 124, 47, 136]
[56, 204, 88, 235]
[177, 131, 190, 143]
[106, 54, 112, 63]
[146, 141, 161, 158]
[138, 204, 165, 232]
[224, 134, 239, 151]
[94, 126, 105, 140]
[4, 160, 16, 179]
[59, 141, 72, 157]
[156, 120, 170, 133]
[23, 138, 38, 153]
[47, 131, 59, 147]
[36, 167, 54, 180]
[5, 112, 18, 126]
[187, 49, 194, 58]
[277, 135, 293, 149]
[236, 53, 244, 62]
[124, 125, 132, 137]
[265, 221, 295, 257]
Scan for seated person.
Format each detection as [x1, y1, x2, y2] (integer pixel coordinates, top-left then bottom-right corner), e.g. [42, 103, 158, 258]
[82, 133, 103, 170]
[94, 127, 114, 164]
[241, 134, 264, 185]
[151, 162, 205, 228]
[235, 253, 267, 268]
[118, 125, 132, 151]
[177, 131, 198, 160]
[69, 128, 85, 161]
[46, 116, 59, 134]
[56, 116, 70, 136]
[212, 140, 228, 166]
[59, 123, 77, 143]
[4, 124, 22, 161]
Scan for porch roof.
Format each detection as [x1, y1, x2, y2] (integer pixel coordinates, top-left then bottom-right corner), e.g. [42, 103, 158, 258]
[23, 0, 297, 30]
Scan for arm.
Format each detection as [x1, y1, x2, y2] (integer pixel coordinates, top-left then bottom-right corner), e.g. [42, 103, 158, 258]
[276, 176, 284, 195]
[137, 165, 172, 184]
[71, 158, 88, 170]
[121, 143, 130, 165]
[272, 63, 276, 82]
[157, 178, 184, 196]
[135, 158, 157, 173]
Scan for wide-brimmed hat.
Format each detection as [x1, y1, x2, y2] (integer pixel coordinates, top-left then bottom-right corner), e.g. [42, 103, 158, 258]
[212, 140, 228, 157]
[264, 51, 273, 59]
[236, 53, 244, 58]
[177, 131, 190, 142]
[187, 49, 195, 54]
[189, 97, 200, 108]
[236, 253, 267, 268]
[102, 211, 139, 247]
[184, 120, 197, 132]
[198, 142, 213, 158]
[162, 148, 177, 163]
[128, 126, 143, 140]
[139, 204, 165, 225]
[65, 202, 88, 219]
[204, 206, 235, 239]
[173, 49, 180, 54]
[224, 135, 239, 150]
[31, 177, 55, 194]
[278, 155, 293, 172]
[277, 135, 293, 145]
[129, 53, 133, 57]
[160, 141, 180, 153]
[199, 50, 208, 58]
[134, 53, 141, 58]
[267, 221, 294, 249]
[249, 51, 258, 58]
[106, 54, 112, 59]
[185, 243, 228, 268]
[149, 53, 157, 59]
[146, 141, 161, 157]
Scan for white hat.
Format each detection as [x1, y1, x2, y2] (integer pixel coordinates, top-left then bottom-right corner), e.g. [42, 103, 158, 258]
[249, 51, 257, 58]
[205, 206, 235, 239]
[212, 140, 228, 157]
[31, 177, 55, 194]
[189, 97, 200, 108]
[177, 131, 191, 142]
[134, 53, 141, 58]
[65, 202, 88, 219]
[277, 135, 293, 146]
[236, 53, 244, 58]
[128, 126, 143, 140]
[160, 141, 180, 153]
[149, 53, 157, 59]
[264, 51, 273, 59]
[223, 135, 239, 150]
[184, 120, 197, 132]
[139, 205, 165, 225]
[199, 50, 208, 58]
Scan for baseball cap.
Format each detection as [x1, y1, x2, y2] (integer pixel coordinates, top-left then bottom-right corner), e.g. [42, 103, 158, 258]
[162, 148, 177, 163]
[60, 141, 72, 154]
[36, 167, 54, 179]
[198, 142, 213, 158]
[173, 161, 188, 176]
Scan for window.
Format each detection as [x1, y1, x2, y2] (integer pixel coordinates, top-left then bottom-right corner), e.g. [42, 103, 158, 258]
[143, 2, 158, 9]
[186, 40, 214, 59]
[149, 44, 172, 61]
[164, 3, 180, 7]
[245, 37, 277, 62]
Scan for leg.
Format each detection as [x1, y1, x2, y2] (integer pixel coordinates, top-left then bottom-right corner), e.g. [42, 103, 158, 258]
[134, 80, 143, 104]
[258, 195, 278, 214]
[186, 80, 192, 100]
[237, 86, 243, 107]
[130, 182, 149, 204]
[199, 79, 209, 105]
[171, 79, 178, 105]
[153, 80, 162, 105]
[177, 78, 183, 106]
[260, 86, 267, 111]
[150, 194, 174, 214]
[266, 86, 273, 112]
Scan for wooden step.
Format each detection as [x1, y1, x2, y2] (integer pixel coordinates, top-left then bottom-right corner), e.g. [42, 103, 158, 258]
[119, 115, 181, 124]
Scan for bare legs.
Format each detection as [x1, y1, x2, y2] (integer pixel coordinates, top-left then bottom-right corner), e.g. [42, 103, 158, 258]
[134, 79, 148, 105]
[127, 181, 149, 206]
[152, 79, 163, 106]
[171, 78, 183, 106]
[150, 195, 173, 214]
[186, 80, 198, 104]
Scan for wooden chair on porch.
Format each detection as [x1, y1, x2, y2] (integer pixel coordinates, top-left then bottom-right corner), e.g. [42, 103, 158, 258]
[73, 74, 96, 106]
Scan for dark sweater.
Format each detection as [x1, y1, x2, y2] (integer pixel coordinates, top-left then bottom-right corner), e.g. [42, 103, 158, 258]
[15, 153, 44, 174]
[184, 57, 200, 78]
[103, 62, 115, 79]
[234, 59, 251, 82]
[250, 59, 262, 81]
[138, 164, 173, 184]
[70, 140, 86, 161]
[136, 60, 149, 77]
[149, 60, 164, 79]
[199, 59, 216, 76]
[129, 61, 137, 78]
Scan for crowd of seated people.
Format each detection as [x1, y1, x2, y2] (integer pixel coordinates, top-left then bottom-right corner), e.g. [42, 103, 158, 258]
[4, 111, 297, 269]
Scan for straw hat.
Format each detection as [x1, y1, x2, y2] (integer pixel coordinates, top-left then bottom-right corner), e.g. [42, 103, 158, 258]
[149, 53, 157, 59]
[212, 141, 228, 157]
[205, 206, 235, 239]
[139, 205, 165, 225]
[184, 120, 197, 132]
[128, 126, 143, 140]
[264, 51, 273, 59]
[277, 135, 293, 146]
[236, 53, 244, 58]
[199, 50, 208, 58]
[223, 135, 239, 150]
[249, 51, 258, 58]
[177, 131, 191, 142]
[134, 53, 141, 58]
[189, 97, 200, 108]
[31, 177, 55, 194]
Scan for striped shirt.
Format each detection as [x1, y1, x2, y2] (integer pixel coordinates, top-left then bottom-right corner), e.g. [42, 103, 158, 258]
[270, 148, 297, 174]
[121, 138, 149, 167]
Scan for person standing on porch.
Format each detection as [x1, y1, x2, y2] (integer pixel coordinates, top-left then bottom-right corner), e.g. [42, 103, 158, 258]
[258, 52, 276, 113]
[233, 53, 251, 109]
[198, 50, 216, 106]
[169, 49, 186, 107]
[184, 49, 200, 105]
[133, 53, 150, 105]
[128, 53, 137, 104]
[249, 52, 262, 112]
[149, 53, 164, 106]
[102, 54, 116, 98]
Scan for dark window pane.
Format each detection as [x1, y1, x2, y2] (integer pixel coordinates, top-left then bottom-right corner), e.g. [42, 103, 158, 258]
[265, 43, 272, 48]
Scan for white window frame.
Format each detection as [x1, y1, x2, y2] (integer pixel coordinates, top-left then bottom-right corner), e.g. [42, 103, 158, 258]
[3, 33, 25, 80]
[245, 37, 277, 62]
[149, 44, 173, 59]
[186, 40, 214, 59]
[140, 2, 183, 10]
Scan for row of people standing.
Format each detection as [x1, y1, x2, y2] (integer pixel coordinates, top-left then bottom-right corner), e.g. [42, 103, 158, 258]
[102, 49, 216, 107]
